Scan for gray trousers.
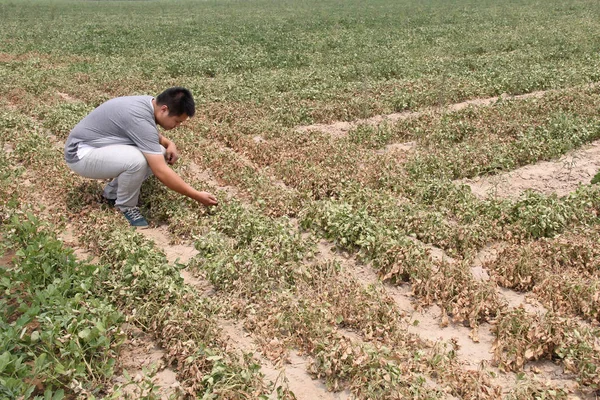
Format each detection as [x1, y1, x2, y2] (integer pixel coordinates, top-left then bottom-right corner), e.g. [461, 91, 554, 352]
[67, 144, 163, 211]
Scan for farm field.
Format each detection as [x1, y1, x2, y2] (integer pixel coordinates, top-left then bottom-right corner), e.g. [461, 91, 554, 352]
[2, 0, 600, 398]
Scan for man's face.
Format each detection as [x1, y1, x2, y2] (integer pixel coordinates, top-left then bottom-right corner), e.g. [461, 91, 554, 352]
[156, 105, 189, 130]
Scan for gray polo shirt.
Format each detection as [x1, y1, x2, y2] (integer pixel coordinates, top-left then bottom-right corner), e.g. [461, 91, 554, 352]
[64, 95, 163, 164]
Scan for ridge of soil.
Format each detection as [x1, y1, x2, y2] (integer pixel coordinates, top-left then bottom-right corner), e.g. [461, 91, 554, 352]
[459, 140, 600, 200]
[296, 87, 561, 138]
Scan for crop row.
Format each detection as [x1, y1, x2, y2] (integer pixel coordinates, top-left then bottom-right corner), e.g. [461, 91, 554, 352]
[4, 0, 600, 128]
[0, 212, 124, 398]
[8, 76, 600, 388]
[174, 85, 600, 256]
[0, 108, 494, 398]
[494, 309, 600, 388]
[485, 226, 600, 322]
[0, 105, 272, 398]
[3, 94, 597, 397]
[203, 84, 600, 186]
[7, 48, 600, 258]
[185, 200, 509, 398]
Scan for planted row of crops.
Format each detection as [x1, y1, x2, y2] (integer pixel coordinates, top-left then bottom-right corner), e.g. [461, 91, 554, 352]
[0, 106, 272, 397]
[0, 101, 582, 398]
[4, 0, 600, 397]
[159, 84, 600, 396]
[0, 212, 123, 399]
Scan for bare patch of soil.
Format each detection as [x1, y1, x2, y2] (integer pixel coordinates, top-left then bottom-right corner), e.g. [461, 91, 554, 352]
[0, 249, 15, 268]
[58, 225, 98, 262]
[471, 242, 508, 281]
[284, 351, 352, 400]
[525, 360, 584, 395]
[113, 324, 181, 399]
[139, 226, 214, 294]
[221, 319, 259, 355]
[376, 141, 416, 154]
[406, 236, 456, 266]
[410, 303, 496, 368]
[297, 121, 355, 139]
[220, 319, 350, 400]
[141, 225, 198, 264]
[426, 244, 455, 264]
[460, 140, 600, 200]
[295, 89, 552, 139]
[498, 287, 547, 315]
[57, 92, 78, 103]
[185, 162, 239, 198]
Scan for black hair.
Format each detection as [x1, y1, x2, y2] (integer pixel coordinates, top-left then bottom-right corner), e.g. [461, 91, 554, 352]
[156, 87, 195, 117]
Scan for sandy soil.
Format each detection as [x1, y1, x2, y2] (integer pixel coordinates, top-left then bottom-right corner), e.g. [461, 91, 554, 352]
[141, 225, 351, 399]
[113, 324, 181, 399]
[296, 89, 552, 139]
[460, 140, 600, 200]
[140, 225, 199, 264]
[313, 236, 593, 398]
[221, 319, 351, 400]
[57, 92, 78, 103]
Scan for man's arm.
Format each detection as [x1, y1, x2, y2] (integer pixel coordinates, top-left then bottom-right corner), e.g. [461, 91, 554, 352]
[144, 153, 217, 206]
[159, 134, 179, 165]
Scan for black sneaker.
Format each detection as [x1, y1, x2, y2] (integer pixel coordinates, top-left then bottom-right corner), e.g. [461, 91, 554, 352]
[101, 195, 116, 207]
[122, 207, 149, 229]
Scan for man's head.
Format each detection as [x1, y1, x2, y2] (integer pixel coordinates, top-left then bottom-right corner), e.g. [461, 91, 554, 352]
[154, 87, 195, 130]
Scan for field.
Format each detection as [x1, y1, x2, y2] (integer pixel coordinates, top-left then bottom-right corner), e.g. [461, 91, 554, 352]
[2, 0, 600, 398]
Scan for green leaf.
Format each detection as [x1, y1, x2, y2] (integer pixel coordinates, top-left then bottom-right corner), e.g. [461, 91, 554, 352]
[0, 352, 11, 373]
[78, 328, 91, 340]
[55, 362, 66, 374]
[95, 320, 106, 333]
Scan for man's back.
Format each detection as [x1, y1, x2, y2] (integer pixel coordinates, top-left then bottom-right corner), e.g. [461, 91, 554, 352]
[64, 95, 162, 164]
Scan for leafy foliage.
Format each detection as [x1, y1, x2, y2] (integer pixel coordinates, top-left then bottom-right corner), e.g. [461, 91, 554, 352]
[3, 0, 600, 397]
[0, 212, 123, 398]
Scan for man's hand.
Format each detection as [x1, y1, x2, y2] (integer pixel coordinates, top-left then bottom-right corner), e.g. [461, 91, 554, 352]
[196, 191, 218, 206]
[145, 153, 218, 207]
[165, 143, 179, 165]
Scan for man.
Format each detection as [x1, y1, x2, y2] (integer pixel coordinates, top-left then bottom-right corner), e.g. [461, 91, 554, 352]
[64, 87, 217, 228]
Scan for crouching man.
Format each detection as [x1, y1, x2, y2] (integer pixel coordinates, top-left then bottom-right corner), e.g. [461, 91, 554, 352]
[64, 87, 217, 228]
